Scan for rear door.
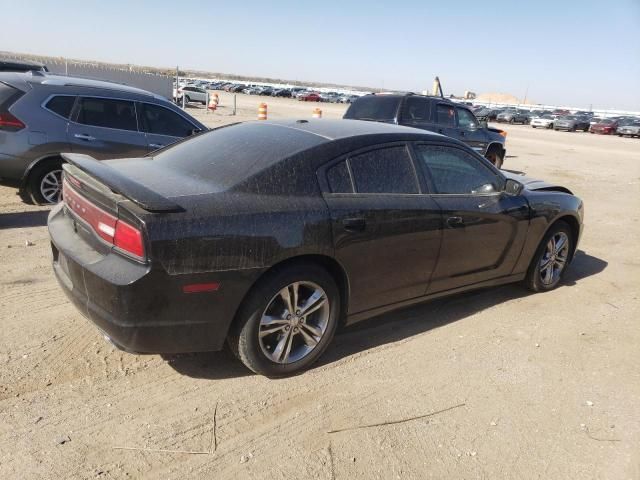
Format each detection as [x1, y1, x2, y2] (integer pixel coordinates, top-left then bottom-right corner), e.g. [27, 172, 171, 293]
[455, 107, 488, 155]
[138, 102, 199, 152]
[67, 97, 148, 159]
[320, 144, 442, 314]
[412, 143, 530, 293]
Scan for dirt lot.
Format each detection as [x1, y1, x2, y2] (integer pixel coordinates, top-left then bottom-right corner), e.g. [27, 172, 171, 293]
[1, 94, 639, 479]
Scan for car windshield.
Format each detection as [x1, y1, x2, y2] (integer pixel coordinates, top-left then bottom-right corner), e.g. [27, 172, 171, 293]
[599, 119, 614, 125]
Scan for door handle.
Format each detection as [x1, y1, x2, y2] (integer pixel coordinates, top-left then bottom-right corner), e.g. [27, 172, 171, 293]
[459, 130, 465, 137]
[446, 216, 464, 228]
[342, 217, 366, 232]
[74, 133, 96, 141]
[149, 143, 165, 149]
[437, 128, 444, 134]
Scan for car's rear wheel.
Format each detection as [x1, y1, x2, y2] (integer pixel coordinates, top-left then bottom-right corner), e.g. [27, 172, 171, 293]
[228, 263, 340, 376]
[525, 221, 573, 292]
[28, 161, 63, 204]
[485, 147, 504, 169]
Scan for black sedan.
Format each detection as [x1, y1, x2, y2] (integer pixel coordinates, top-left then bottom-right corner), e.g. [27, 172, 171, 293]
[48, 120, 584, 376]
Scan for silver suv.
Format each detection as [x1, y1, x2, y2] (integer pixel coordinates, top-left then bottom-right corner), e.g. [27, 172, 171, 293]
[0, 72, 206, 204]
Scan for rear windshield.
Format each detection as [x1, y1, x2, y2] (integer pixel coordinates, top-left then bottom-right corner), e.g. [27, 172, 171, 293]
[0, 82, 23, 109]
[153, 122, 325, 189]
[344, 95, 400, 121]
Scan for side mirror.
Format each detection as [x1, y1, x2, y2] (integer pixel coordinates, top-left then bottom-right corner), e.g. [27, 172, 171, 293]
[504, 178, 524, 195]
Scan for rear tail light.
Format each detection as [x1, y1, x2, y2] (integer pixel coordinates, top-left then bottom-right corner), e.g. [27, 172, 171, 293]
[0, 112, 25, 131]
[62, 179, 145, 260]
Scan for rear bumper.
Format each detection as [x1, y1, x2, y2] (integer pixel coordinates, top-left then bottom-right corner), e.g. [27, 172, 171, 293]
[48, 203, 260, 354]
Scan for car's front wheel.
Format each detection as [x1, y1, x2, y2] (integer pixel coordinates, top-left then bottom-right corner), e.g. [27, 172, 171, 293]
[28, 161, 63, 204]
[525, 221, 573, 292]
[228, 263, 340, 376]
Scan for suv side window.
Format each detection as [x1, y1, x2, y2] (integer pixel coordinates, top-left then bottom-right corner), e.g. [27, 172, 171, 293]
[76, 97, 137, 131]
[414, 145, 500, 194]
[401, 97, 430, 121]
[45, 96, 75, 119]
[436, 104, 456, 127]
[139, 103, 195, 137]
[348, 146, 419, 194]
[456, 108, 478, 129]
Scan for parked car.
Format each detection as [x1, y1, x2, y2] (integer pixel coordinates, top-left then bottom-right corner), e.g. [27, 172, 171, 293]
[496, 110, 530, 124]
[272, 89, 292, 98]
[616, 120, 640, 137]
[553, 115, 590, 132]
[0, 58, 48, 73]
[48, 119, 583, 376]
[0, 72, 206, 204]
[177, 86, 207, 105]
[530, 114, 555, 129]
[299, 92, 321, 102]
[338, 94, 359, 104]
[344, 94, 508, 167]
[590, 119, 619, 134]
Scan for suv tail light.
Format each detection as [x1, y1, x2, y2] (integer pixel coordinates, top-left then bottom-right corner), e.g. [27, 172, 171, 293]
[0, 112, 25, 131]
[62, 179, 145, 260]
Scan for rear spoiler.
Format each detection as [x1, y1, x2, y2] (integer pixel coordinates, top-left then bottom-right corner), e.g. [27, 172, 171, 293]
[61, 153, 184, 213]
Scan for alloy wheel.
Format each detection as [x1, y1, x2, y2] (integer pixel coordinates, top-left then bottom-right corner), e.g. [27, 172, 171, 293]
[539, 232, 569, 285]
[40, 169, 63, 203]
[258, 281, 330, 364]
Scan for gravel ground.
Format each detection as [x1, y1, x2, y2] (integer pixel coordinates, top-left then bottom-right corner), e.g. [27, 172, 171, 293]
[1, 94, 639, 479]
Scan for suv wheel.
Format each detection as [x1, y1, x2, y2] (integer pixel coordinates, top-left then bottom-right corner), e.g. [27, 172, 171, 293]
[228, 263, 340, 377]
[28, 161, 63, 204]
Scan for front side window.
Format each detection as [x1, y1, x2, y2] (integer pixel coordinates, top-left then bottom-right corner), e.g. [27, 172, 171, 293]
[45, 95, 75, 119]
[415, 145, 500, 194]
[76, 97, 137, 131]
[456, 108, 478, 128]
[140, 103, 195, 137]
[436, 104, 456, 126]
[348, 146, 418, 194]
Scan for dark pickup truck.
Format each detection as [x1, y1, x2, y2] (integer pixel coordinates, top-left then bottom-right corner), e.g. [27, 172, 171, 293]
[344, 94, 507, 168]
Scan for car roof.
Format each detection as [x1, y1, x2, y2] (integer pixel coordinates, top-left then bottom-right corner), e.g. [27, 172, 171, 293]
[264, 118, 444, 141]
[0, 71, 162, 99]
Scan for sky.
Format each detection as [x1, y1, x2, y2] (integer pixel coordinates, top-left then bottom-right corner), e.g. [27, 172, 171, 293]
[1, 0, 639, 110]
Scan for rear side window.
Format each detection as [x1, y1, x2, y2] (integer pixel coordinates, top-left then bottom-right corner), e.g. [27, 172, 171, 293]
[436, 104, 456, 126]
[326, 160, 353, 193]
[402, 97, 430, 121]
[348, 146, 418, 194]
[77, 97, 137, 131]
[139, 103, 195, 137]
[45, 96, 75, 119]
[344, 96, 400, 121]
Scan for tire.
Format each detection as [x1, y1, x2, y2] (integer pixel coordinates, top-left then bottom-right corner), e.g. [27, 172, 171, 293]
[27, 160, 63, 205]
[184, 95, 191, 104]
[509, 118, 515, 124]
[485, 147, 504, 169]
[228, 263, 340, 377]
[524, 221, 573, 292]
[532, 125, 536, 129]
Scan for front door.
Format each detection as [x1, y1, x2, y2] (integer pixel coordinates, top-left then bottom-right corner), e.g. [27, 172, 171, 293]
[455, 107, 488, 155]
[412, 143, 530, 293]
[68, 97, 148, 159]
[321, 145, 442, 314]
